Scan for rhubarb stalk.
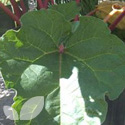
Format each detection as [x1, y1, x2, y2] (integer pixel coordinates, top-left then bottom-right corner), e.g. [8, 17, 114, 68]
[10, 0, 22, 18]
[103, 3, 122, 23]
[103, 10, 117, 23]
[86, 9, 97, 16]
[74, 0, 80, 21]
[74, 15, 79, 21]
[44, 0, 49, 9]
[76, 0, 80, 4]
[20, 0, 27, 14]
[37, 0, 44, 9]
[109, 7, 125, 31]
[0, 2, 20, 25]
[50, 0, 54, 5]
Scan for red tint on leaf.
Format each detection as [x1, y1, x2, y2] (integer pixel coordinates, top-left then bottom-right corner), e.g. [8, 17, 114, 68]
[74, 15, 79, 21]
[76, 0, 80, 4]
[59, 44, 65, 54]
[37, 0, 44, 9]
[44, 0, 49, 9]
[51, 0, 54, 5]
[74, 0, 80, 22]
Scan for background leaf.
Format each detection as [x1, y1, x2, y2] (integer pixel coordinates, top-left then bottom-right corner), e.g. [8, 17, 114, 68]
[49, 1, 81, 21]
[81, 0, 98, 15]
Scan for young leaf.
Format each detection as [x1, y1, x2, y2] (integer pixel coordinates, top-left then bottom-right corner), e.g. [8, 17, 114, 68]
[1, 9, 125, 124]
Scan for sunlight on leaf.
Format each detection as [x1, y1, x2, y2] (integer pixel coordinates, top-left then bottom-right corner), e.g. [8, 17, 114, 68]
[60, 67, 101, 125]
[20, 96, 44, 120]
[3, 106, 19, 120]
[20, 64, 54, 96]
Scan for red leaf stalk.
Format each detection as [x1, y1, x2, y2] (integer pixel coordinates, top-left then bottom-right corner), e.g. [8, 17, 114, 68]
[44, 0, 49, 9]
[76, 0, 80, 4]
[74, 0, 80, 21]
[103, 10, 116, 23]
[103, 4, 121, 23]
[74, 15, 79, 21]
[86, 9, 97, 16]
[10, 0, 22, 18]
[50, 0, 54, 5]
[0, 2, 20, 25]
[37, 0, 44, 9]
[20, 0, 27, 14]
[59, 44, 64, 54]
[109, 7, 125, 31]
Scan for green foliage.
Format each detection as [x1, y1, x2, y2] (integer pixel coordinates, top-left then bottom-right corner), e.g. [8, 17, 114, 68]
[81, 0, 98, 15]
[49, 1, 81, 21]
[1, 3, 125, 124]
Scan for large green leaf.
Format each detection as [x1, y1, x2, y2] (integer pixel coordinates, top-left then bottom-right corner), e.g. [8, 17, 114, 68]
[1, 8, 125, 125]
[49, 1, 81, 21]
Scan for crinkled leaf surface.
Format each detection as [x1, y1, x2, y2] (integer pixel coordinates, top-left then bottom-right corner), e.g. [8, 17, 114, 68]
[1, 8, 125, 125]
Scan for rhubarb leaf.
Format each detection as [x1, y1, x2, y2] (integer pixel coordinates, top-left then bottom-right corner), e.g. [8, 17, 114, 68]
[49, 1, 80, 21]
[1, 9, 125, 125]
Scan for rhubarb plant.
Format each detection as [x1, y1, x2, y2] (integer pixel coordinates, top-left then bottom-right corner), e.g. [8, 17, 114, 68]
[0, 1, 125, 125]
